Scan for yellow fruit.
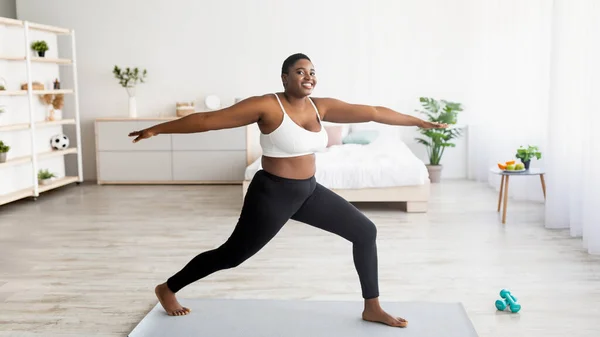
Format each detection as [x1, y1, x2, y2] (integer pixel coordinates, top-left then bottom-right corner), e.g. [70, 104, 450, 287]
[506, 164, 515, 170]
[505, 160, 515, 165]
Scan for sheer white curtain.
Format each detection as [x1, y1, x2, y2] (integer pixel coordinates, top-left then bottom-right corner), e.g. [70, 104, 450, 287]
[463, 0, 600, 254]
[545, 0, 600, 254]
[465, 0, 552, 203]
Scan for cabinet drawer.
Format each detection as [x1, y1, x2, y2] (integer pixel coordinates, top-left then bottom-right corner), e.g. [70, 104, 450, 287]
[96, 121, 171, 151]
[172, 127, 245, 151]
[98, 151, 172, 181]
[172, 151, 246, 181]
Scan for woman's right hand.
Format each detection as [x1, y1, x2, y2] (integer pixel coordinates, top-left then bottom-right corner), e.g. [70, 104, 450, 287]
[128, 128, 156, 143]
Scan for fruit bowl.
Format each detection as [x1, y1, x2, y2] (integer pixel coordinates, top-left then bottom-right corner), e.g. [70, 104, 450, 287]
[503, 168, 526, 173]
[498, 160, 526, 173]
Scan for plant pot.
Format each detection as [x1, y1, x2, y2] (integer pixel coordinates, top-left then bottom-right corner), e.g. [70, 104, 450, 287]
[426, 164, 443, 183]
[37, 51, 46, 57]
[523, 160, 531, 170]
[39, 178, 55, 185]
[0, 152, 7, 163]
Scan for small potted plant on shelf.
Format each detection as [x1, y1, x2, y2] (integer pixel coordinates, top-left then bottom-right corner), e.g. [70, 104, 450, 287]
[415, 97, 464, 183]
[0, 140, 10, 163]
[38, 169, 56, 185]
[0, 76, 6, 90]
[515, 145, 542, 170]
[31, 40, 49, 57]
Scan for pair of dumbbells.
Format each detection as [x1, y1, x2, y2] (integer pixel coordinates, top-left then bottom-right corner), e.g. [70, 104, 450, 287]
[495, 289, 521, 313]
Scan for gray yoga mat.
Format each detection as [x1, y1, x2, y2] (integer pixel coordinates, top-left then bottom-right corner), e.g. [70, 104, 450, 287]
[129, 299, 478, 337]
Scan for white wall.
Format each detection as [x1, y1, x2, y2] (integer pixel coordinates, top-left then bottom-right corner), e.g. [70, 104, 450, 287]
[15, 0, 548, 182]
[0, 0, 16, 19]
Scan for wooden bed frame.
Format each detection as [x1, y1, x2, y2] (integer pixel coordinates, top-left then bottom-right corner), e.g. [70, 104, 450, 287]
[242, 124, 430, 212]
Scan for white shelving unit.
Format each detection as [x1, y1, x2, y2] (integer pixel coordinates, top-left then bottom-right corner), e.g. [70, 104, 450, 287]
[0, 17, 83, 206]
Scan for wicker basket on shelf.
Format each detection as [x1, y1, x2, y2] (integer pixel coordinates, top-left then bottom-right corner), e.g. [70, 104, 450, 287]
[176, 102, 195, 117]
[20, 82, 45, 90]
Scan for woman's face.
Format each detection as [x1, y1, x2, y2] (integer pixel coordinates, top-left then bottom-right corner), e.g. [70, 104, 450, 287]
[283, 59, 317, 95]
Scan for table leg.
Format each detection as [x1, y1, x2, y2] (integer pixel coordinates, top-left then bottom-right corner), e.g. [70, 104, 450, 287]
[540, 174, 546, 200]
[502, 175, 510, 224]
[497, 175, 505, 212]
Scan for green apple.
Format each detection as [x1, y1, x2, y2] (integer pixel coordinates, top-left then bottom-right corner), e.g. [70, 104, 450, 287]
[506, 164, 515, 170]
[515, 163, 524, 170]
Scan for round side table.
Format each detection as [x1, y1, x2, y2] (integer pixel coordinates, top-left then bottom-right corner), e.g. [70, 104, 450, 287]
[490, 167, 546, 224]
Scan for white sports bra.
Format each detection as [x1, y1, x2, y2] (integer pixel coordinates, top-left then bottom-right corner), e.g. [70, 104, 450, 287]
[260, 93, 328, 158]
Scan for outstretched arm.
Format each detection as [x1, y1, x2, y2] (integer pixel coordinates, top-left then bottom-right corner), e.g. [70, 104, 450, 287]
[316, 98, 446, 128]
[129, 96, 267, 142]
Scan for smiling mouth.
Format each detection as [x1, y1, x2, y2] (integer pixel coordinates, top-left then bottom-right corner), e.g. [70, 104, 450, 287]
[302, 82, 313, 89]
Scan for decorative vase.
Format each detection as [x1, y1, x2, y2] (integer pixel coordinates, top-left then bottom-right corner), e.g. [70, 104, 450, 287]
[0, 152, 7, 163]
[523, 160, 531, 170]
[126, 87, 137, 118]
[46, 104, 58, 122]
[426, 164, 443, 183]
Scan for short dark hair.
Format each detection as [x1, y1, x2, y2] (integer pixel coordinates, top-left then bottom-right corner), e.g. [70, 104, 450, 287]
[281, 53, 311, 74]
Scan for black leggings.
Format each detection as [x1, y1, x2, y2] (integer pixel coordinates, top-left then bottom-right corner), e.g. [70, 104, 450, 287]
[166, 169, 379, 299]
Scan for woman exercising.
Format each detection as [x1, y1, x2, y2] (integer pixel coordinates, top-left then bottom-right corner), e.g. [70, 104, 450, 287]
[128, 53, 446, 328]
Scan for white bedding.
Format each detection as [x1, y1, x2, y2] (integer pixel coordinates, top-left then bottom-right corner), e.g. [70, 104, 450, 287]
[244, 135, 429, 189]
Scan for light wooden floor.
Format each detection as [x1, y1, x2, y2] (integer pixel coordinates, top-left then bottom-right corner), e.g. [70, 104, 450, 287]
[0, 180, 599, 337]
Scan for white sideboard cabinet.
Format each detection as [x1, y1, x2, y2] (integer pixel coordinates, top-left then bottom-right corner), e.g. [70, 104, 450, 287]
[95, 118, 247, 184]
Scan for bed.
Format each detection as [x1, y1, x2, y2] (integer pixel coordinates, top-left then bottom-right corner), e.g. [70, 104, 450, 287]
[242, 122, 430, 212]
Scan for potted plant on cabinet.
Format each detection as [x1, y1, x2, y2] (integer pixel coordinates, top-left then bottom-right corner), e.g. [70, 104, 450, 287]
[515, 145, 542, 170]
[415, 97, 463, 183]
[0, 140, 9, 163]
[113, 65, 147, 118]
[31, 40, 49, 57]
[38, 169, 56, 185]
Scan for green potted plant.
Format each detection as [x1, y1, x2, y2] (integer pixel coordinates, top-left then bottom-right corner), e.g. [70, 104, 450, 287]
[31, 40, 49, 57]
[38, 169, 56, 185]
[0, 140, 9, 163]
[415, 97, 464, 183]
[113, 65, 147, 118]
[515, 145, 541, 170]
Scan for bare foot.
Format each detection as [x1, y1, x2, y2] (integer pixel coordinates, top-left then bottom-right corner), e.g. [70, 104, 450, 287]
[362, 298, 407, 328]
[155, 283, 191, 316]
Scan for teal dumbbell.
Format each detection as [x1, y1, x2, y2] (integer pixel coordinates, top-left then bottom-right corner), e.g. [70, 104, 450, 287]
[495, 289, 521, 313]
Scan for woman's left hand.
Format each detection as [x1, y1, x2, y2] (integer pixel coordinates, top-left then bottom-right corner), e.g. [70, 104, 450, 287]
[420, 121, 448, 129]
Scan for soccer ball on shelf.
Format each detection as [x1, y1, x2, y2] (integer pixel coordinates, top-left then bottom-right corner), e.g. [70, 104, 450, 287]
[50, 134, 69, 150]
